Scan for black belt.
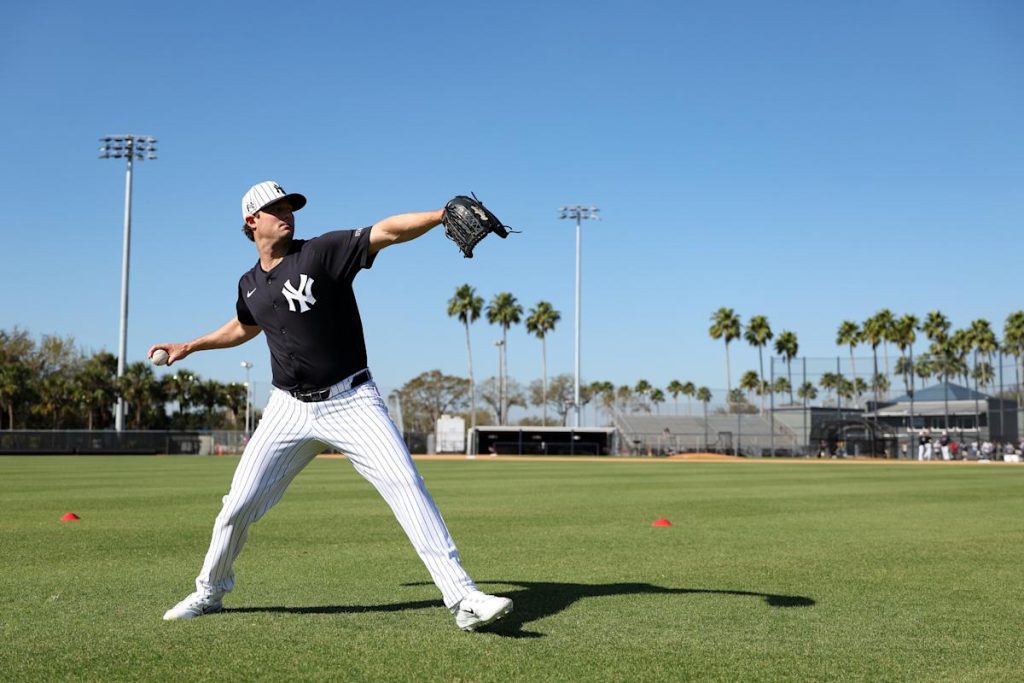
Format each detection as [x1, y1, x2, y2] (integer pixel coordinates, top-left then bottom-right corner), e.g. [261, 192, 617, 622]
[289, 369, 371, 403]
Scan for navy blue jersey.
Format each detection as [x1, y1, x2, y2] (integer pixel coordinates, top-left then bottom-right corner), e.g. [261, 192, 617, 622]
[236, 228, 376, 391]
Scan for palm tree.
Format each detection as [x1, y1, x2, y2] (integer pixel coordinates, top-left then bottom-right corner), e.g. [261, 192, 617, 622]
[797, 380, 817, 450]
[819, 372, 840, 404]
[163, 370, 198, 423]
[634, 379, 653, 412]
[649, 388, 666, 414]
[926, 330, 957, 431]
[914, 354, 934, 385]
[773, 330, 798, 405]
[447, 284, 484, 430]
[773, 376, 792, 402]
[615, 385, 634, 413]
[837, 377, 855, 404]
[894, 355, 914, 394]
[709, 308, 742, 397]
[875, 308, 896, 381]
[836, 321, 861, 387]
[739, 370, 760, 405]
[970, 319, 998, 372]
[32, 372, 69, 428]
[870, 373, 890, 401]
[743, 315, 773, 413]
[966, 319, 998, 433]
[193, 379, 224, 426]
[922, 310, 951, 346]
[925, 342, 949, 382]
[972, 362, 995, 391]
[75, 351, 118, 430]
[892, 314, 919, 396]
[589, 380, 615, 424]
[947, 350, 969, 385]
[579, 383, 597, 423]
[797, 381, 817, 403]
[525, 301, 561, 425]
[696, 386, 712, 405]
[222, 382, 247, 428]
[118, 362, 161, 429]
[853, 377, 869, 405]
[666, 380, 684, 415]
[861, 313, 886, 404]
[696, 386, 712, 449]
[486, 292, 523, 424]
[949, 328, 973, 386]
[681, 381, 696, 415]
[1003, 311, 1024, 409]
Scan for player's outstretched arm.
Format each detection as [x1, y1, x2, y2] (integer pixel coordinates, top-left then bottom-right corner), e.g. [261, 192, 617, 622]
[369, 208, 444, 255]
[149, 318, 261, 367]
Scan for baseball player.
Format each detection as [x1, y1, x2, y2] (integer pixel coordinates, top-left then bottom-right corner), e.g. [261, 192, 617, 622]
[152, 181, 512, 631]
[917, 431, 933, 461]
[938, 432, 951, 461]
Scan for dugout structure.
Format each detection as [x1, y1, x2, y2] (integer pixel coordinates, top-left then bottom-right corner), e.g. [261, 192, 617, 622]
[470, 426, 617, 456]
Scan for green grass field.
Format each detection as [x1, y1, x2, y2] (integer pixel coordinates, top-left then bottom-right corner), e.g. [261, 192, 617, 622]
[1, 456, 1022, 682]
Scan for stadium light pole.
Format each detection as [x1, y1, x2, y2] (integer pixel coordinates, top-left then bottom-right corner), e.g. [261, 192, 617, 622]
[559, 205, 600, 428]
[99, 134, 157, 432]
[240, 361, 253, 435]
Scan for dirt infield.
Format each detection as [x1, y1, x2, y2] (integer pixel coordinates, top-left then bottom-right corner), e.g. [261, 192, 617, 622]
[666, 452, 740, 461]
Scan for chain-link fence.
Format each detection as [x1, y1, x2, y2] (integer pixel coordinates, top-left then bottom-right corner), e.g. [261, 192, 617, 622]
[605, 354, 1022, 458]
[612, 413, 801, 457]
[0, 430, 248, 455]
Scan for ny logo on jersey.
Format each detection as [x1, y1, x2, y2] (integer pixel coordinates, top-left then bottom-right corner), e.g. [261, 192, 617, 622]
[282, 274, 317, 313]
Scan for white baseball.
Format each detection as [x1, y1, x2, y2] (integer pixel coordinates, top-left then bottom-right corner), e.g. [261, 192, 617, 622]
[151, 349, 169, 366]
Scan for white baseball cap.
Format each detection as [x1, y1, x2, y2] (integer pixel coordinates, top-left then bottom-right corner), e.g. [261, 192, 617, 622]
[241, 181, 307, 223]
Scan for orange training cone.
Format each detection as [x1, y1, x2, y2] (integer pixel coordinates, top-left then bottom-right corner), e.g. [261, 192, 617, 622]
[60, 512, 80, 522]
[652, 518, 672, 527]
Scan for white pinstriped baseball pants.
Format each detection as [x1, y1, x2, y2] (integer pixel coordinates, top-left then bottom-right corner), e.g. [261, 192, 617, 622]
[194, 375, 477, 608]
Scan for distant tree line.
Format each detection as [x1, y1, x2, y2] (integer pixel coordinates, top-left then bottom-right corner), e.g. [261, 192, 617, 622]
[0, 328, 250, 430]
[13, 302, 1023, 433]
[394, 369, 717, 432]
[709, 308, 1024, 411]
[439, 284, 717, 431]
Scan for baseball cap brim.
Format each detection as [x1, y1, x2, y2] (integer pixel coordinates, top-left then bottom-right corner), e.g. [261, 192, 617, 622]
[251, 192, 306, 216]
[241, 193, 307, 228]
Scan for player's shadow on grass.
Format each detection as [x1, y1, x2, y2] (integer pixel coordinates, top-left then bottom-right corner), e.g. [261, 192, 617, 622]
[451, 580, 816, 639]
[225, 580, 814, 639]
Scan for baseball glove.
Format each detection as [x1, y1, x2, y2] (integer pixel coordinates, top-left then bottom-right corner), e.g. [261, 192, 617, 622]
[442, 193, 513, 258]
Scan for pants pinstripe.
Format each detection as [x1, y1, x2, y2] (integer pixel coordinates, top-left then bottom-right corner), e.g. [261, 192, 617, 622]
[194, 377, 477, 608]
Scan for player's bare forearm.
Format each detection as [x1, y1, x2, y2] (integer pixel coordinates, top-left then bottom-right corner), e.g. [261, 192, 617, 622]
[369, 209, 444, 254]
[149, 318, 261, 366]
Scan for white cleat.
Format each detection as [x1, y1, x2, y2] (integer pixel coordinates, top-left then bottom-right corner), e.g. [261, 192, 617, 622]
[454, 591, 513, 631]
[163, 590, 224, 621]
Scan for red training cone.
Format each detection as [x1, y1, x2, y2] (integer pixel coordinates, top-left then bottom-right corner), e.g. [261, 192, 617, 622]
[652, 518, 672, 527]
[60, 512, 80, 522]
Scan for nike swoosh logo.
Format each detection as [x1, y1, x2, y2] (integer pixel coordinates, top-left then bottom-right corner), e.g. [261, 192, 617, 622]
[246, 288, 257, 298]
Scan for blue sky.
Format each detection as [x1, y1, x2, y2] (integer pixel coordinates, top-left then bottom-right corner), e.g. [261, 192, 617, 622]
[3, 0, 1022, 407]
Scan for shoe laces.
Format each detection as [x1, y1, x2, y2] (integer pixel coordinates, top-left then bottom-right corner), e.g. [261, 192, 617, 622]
[183, 590, 218, 607]
[457, 591, 489, 611]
